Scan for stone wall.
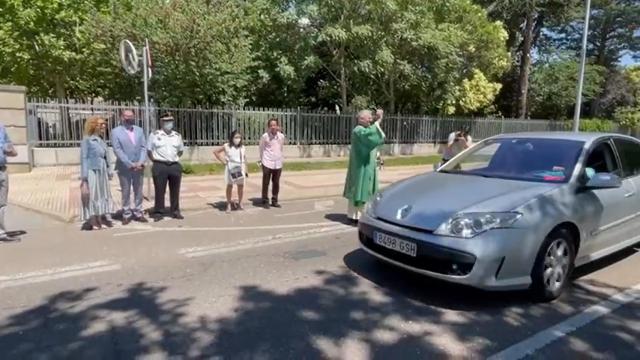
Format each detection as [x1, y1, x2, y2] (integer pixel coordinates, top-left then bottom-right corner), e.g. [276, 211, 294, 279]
[0, 85, 31, 173]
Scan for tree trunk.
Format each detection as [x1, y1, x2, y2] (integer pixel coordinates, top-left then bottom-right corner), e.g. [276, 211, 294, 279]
[518, 9, 535, 119]
[389, 75, 396, 114]
[339, 46, 348, 112]
[55, 74, 66, 100]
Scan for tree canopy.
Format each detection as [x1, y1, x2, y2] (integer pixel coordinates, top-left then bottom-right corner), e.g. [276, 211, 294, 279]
[0, 0, 638, 122]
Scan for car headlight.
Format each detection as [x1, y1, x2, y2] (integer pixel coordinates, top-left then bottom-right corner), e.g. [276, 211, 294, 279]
[434, 212, 522, 238]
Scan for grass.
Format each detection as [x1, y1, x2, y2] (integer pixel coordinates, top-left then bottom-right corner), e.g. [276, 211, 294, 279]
[181, 155, 441, 176]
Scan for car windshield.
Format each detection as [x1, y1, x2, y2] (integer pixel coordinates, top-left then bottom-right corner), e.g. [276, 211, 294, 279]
[439, 137, 585, 183]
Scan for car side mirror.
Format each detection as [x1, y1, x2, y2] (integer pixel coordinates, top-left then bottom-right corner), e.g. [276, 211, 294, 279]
[584, 173, 622, 189]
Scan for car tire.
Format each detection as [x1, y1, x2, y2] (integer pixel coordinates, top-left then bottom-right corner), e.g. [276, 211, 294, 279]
[530, 228, 576, 302]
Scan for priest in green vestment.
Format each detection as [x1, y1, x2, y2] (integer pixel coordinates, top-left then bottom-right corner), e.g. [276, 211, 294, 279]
[343, 109, 386, 221]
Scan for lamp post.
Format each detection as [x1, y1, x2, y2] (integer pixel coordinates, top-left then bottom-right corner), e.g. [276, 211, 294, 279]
[573, 0, 592, 132]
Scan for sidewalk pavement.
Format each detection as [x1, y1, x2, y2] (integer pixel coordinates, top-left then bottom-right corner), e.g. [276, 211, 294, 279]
[8, 165, 428, 223]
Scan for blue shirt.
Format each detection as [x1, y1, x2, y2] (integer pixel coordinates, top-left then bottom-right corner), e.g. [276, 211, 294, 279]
[0, 125, 12, 166]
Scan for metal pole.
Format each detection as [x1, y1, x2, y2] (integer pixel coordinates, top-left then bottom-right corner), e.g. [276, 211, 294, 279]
[143, 40, 151, 198]
[573, 0, 591, 132]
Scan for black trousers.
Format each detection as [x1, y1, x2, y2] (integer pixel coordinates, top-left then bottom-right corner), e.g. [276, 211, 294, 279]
[152, 161, 182, 214]
[261, 165, 282, 202]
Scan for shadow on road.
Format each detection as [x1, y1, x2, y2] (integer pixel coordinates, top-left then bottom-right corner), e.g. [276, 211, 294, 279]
[1, 253, 637, 358]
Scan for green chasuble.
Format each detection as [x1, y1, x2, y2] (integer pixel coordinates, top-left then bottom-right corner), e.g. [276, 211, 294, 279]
[343, 124, 385, 206]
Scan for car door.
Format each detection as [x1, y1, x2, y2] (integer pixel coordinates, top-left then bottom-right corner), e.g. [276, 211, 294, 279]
[607, 137, 640, 246]
[576, 139, 638, 257]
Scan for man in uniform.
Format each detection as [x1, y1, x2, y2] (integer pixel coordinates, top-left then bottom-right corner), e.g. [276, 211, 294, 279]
[343, 109, 386, 223]
[147, 112, 185, 222]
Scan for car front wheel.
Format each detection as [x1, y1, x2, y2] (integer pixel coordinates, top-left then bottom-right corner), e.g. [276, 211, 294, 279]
[530, 229, 576, 302]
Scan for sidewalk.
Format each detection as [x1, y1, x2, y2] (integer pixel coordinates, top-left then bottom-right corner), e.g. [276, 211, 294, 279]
[8, 165, 428, 222]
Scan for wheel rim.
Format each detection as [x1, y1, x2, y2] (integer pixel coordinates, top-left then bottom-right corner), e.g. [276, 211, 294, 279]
[543, 238, 570, 293]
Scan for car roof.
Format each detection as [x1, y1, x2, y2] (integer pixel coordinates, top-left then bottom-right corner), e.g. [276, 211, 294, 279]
[491, 132, 637, 145]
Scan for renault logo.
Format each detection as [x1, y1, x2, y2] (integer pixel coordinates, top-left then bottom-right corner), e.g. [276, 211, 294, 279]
[396, 205, 412, 220]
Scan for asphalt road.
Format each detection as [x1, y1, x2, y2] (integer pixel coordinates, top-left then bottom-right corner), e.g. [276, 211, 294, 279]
[0, 199, 638, 359]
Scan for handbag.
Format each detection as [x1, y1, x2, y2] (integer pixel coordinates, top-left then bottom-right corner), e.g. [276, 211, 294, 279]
[227, 146, 245, 183]
[80, 181, 90, 207]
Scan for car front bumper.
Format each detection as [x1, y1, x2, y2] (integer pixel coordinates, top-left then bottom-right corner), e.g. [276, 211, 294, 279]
[358, 214, 537, 291]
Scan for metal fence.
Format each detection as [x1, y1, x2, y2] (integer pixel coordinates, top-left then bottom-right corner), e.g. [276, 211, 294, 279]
[27, 98, 580, 148]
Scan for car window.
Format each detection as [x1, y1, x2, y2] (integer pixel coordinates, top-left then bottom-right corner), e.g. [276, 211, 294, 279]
[439, 138, 584, 183]
[613, 138, 640, 178]
[584, 141, 620, 176]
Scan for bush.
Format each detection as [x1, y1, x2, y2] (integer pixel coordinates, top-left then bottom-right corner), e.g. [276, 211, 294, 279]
[614, 107, 640, 130]
[579, 118, 616, 132]
[182, 163, 195, 175]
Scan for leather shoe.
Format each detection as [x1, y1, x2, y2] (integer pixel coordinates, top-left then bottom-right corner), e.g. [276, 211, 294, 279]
[172, 213, 184, 220]
[122, 217, 131, 226]
[135, 216, 149, 223]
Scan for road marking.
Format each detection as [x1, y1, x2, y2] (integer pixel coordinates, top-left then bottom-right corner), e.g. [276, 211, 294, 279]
[113, 222, 341, 237]
[0, 261, 122, 289]
[488, 282, 640, 360]
[275, 200, 336, 217]
[179, 225, 355, 257]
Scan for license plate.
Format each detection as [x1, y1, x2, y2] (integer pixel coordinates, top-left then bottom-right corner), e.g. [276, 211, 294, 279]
[374, 232, 417, 257]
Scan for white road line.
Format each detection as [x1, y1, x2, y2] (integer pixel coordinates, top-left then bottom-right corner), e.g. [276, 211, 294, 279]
[0, 261, 122, 289]
[113, 222, 341, 237]
[180, 225, 355, 257]
[488, 282, 640, 360]
[274, 200, 336, 217]
[274, 209, 324, 217]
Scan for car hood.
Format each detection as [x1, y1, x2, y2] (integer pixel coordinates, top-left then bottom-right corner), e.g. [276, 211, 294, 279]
[373, 172, 557, 231]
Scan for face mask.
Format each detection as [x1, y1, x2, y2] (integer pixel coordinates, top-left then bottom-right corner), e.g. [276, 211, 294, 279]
[163, 121, 174, 131]
[123, 119, 134, 128]
[233, 138, 241, 145]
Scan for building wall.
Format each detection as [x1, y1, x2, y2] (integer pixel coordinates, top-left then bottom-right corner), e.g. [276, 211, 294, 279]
[0, 85, 31, 173]
[32, 143, 443, 167]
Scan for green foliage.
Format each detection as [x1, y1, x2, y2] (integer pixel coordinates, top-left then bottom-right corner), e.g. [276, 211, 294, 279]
[529, 60, 606, 119]
[625, 66, 640, 103]
[92, 0, 255, 106]
[548, 0, 640, 69]
[456, 69, 503, 114]
[614, 106, 640, 130]
[579, 118, 616, 132]
[0, 0, 112, 97]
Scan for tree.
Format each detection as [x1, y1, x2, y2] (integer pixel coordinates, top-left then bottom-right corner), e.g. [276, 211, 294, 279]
[528, 59, 606, 119]
[550, 0, 640, 69]
[0, 0, 112, 98]
[481, 0, 580, 118]
[92, 0, 256, 106]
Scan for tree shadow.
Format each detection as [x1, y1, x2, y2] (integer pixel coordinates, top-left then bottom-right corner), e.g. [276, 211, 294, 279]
[0, 283, 200, 359]
[1, 266, 637, 358]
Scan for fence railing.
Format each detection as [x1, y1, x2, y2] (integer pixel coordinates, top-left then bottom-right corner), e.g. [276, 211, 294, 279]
[27, 99, 586, 148]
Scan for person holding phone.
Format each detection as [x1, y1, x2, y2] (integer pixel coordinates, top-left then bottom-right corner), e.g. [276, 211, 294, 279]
[0, 123, 19, 242]
[214, 130, 247, 213]
[442, 127, 472, 165]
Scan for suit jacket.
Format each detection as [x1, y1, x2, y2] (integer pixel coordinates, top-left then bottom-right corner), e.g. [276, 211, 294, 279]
[111, 125, 147, 173]
[80, 135, 111, 180]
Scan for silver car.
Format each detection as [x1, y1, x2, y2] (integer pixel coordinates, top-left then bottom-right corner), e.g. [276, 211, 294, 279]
[359, 132, 640, 301]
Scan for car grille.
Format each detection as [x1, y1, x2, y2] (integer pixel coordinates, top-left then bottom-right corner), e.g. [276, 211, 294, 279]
[359, 224, 476, 276]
